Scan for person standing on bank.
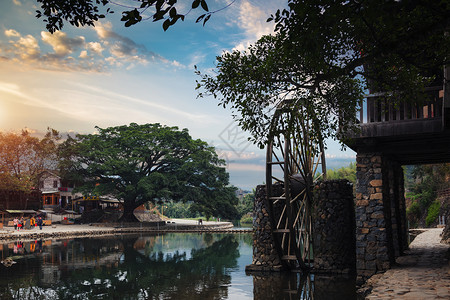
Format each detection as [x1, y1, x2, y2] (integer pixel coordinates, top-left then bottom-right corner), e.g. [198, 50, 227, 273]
[30, 216, 36, 229]
[13, 217, 18, 230]
[37, 216, 43, 230]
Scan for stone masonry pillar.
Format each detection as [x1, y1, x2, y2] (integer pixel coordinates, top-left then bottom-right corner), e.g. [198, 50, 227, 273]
[313, 180, 356, 274]
[355, 153, 395, 279]
[245, 185, 283, 272]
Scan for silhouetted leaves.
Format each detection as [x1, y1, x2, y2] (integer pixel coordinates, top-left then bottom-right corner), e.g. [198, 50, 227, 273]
[121, 8, 142, 27]
[36, 0, 217, 32]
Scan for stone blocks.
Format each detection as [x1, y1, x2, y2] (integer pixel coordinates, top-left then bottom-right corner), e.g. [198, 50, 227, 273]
[313, 180, 356, 274]
[245, 185, 283, 272]
[355, 152, 407, 280]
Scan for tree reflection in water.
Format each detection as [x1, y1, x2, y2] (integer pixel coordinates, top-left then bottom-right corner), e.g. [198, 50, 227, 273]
[0, 233, 242, 299]
[0, 233, 356, 299]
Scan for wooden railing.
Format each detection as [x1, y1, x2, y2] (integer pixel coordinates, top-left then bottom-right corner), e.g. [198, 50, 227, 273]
[358, 86, 444, 124]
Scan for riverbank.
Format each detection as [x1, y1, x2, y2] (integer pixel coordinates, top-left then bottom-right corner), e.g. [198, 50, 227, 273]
[359, 228, 450, 299]
[0, 219, 249, 242]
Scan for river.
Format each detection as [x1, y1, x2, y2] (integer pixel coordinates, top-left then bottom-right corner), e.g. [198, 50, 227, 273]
[0, 233, 356, 299]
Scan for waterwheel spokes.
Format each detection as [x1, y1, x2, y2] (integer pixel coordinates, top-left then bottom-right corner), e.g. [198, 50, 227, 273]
[266, 101, 326, 272]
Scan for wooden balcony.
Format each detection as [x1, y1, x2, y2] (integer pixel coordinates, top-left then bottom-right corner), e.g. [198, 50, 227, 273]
[345, 84, 450, 165]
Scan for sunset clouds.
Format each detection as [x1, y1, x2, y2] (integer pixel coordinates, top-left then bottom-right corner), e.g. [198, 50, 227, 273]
[2, 28, 98, 71]
[0, 21, 176, 72]
[1, 0, 282, 72]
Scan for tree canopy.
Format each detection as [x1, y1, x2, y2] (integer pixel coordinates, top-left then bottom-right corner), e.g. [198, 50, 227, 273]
[196, 0, 450, 148]
[327, 163, 356, 184]
[59, 123, 238, 221]
[0, 129, 60, 192]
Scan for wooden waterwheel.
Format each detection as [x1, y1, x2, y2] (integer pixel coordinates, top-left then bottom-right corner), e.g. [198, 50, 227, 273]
[265, 103, 326, 271]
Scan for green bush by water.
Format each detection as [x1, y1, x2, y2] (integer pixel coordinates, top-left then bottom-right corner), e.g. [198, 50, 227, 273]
[240, 213, 253, 224]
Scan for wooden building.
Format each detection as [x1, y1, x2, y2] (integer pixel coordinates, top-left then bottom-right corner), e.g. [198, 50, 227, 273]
[345, 67, 450, 278]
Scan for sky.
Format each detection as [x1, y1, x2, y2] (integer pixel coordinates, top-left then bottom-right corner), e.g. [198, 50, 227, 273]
[0, 0, 355, 190]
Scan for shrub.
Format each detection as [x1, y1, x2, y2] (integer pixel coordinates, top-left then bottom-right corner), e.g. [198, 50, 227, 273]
[425, 200, 440, 227]
[406, 201, 421, 228]
[407, 201, 421, 219]
[240, 213, 253, 224]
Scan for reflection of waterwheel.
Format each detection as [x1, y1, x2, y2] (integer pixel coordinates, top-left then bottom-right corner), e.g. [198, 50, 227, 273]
[266, 104, 326, 271]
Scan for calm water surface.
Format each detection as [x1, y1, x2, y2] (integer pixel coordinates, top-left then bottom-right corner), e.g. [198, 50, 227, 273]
[0, 233, 356, 299]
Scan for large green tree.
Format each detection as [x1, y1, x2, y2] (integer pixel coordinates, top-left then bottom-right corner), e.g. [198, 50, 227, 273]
[0, 128, 60, 191]
[196, 0, 450, 148]
[59, 123, 238, 222]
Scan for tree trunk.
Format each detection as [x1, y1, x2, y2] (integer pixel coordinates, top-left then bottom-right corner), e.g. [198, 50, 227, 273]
[119, 210, 139, 222]
[119, 201, 140, 222]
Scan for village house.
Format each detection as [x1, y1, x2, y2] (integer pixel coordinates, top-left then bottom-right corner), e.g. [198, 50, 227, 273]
[39, 170, 82, 211]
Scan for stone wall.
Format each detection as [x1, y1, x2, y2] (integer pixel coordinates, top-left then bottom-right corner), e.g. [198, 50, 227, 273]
[245, 185, 283, 272]
[313, 180, 356, 274]
[355, 152, 407, 279]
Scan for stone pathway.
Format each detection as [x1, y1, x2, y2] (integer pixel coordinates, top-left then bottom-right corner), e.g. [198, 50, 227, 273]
[365, 228, 450, 299]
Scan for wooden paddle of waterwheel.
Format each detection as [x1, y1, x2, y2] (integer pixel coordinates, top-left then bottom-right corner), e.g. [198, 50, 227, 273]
[265, 103, 326, 272]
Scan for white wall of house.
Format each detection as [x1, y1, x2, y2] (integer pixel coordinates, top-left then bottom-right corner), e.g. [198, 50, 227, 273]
[40, 172, 60, 192]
